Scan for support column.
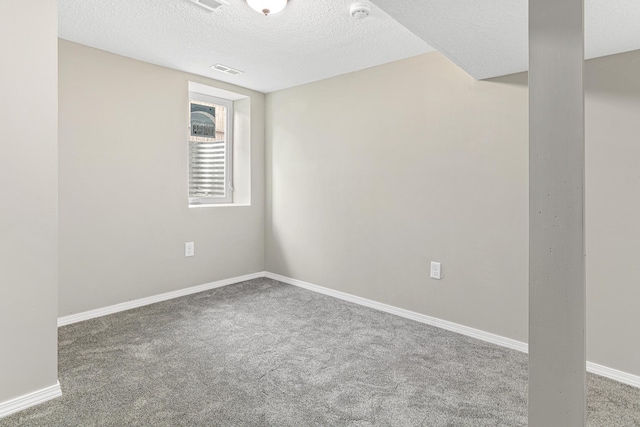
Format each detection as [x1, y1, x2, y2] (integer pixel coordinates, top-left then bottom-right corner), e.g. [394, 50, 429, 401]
[0, 0, 59, 411]
[529, 0, 585, 426]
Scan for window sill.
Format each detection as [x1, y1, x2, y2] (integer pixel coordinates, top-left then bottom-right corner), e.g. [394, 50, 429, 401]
[189, 203, 251, 209]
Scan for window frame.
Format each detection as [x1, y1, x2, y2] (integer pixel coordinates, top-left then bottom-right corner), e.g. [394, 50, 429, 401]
[188, 92, 234, 206]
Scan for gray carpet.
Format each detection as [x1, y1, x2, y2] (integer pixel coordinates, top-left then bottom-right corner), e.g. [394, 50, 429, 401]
[1, 278, 639, 426]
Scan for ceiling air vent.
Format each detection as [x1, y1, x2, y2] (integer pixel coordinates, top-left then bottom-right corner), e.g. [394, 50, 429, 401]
[210, 64, 245, 76]
[190, 0, 229, 12]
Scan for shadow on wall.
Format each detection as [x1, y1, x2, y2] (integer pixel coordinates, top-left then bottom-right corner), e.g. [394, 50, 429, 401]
[266, 220, 292, 278]
[482, 48, 640, 96]
[486, 72, 528, 87]
[586, 49, 640, 99]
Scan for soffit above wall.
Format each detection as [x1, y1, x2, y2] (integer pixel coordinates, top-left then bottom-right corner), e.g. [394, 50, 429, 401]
[372, 0, 640, 80]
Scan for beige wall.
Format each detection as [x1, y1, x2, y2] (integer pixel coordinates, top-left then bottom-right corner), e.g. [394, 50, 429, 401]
[585, 50, 640, 376]
[266, 50, 640, 377]
[58, 40, 265, 316]
[266, 53, 530, 342]
[0, 0, 59, 403]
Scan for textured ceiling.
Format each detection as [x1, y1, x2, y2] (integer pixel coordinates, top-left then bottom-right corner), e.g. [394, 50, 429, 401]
[58, 0, 433, 93]
[373, 0, 640, 80]
[59, 0, 640, 90]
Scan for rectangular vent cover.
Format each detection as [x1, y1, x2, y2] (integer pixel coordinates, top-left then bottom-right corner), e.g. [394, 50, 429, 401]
[190, 0, 229, 12]
[211, 64, 245, 76]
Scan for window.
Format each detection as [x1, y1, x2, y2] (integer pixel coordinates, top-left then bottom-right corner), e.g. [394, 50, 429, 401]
[188, 93, 233, 205]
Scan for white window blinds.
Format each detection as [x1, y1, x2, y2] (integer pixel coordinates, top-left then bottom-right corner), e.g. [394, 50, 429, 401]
[188, 94, 233, 205]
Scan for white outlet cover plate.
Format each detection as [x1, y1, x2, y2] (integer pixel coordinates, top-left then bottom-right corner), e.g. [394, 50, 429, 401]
[430, 261, 442, 280]
[185, 242, 195, 257]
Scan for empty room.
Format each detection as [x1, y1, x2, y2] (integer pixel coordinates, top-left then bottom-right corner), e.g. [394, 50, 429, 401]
[1, 0, 640, 425]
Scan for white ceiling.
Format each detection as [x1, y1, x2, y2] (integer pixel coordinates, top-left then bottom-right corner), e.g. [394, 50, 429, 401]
[59, 0, 640, 91]
[373, 0, 640, 80]
[58, 0, 433, 93]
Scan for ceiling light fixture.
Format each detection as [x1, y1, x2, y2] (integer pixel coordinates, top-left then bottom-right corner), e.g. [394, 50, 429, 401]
[246, 0, 288, 16]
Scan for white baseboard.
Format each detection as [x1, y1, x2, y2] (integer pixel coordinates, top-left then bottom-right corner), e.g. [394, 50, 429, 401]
[57, 272, 266, 327]
[265, 272, 528, 352]
[0, 381, 61, 419]
[264, 271, 640, 389]
[587, 362, 640, 389]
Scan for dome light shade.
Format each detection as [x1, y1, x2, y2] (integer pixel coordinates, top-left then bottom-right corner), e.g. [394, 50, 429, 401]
[246, 0, 288, 15]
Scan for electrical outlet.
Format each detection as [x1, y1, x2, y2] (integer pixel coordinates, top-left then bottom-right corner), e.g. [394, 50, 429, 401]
[185, 242, 195, 257]
[430, 261, 442, 280]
